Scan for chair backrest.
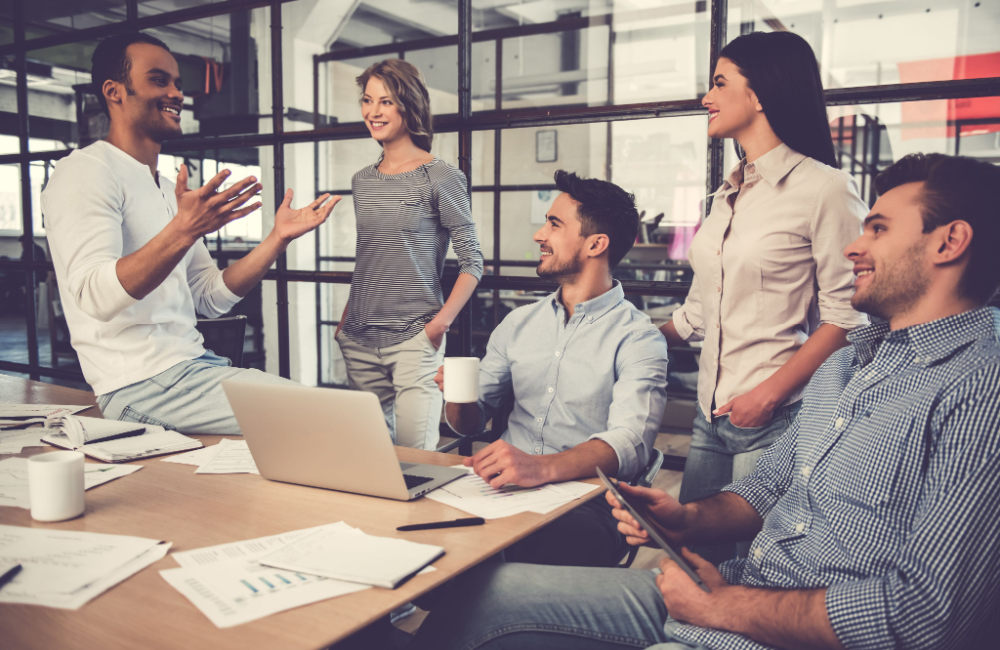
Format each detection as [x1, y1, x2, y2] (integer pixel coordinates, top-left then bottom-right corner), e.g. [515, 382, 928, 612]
[195, 315, 248, 367]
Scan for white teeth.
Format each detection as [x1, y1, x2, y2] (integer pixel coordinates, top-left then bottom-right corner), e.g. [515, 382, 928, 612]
[162, 107, 179, 115]
[857, 270, 873, 277]
[540, 252, 552, 256]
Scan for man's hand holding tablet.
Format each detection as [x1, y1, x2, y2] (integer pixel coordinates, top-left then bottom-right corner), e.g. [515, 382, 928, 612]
[604, 478, 686, 547]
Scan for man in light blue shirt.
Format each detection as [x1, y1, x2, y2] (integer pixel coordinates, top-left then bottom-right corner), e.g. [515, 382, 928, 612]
[438, 171, 668, 567]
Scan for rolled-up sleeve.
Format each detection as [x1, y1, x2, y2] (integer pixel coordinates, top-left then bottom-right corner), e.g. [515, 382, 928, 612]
[671, 272, 706, 342]
[589, 327, 668, 480]
[185, 240, 241, 318]
[826, 367, 1000, 650]
[811, 173, 869, 331]
[435, 167, 483, 280]
[42, 156, 137, 323]
[475, 316, 514, 434]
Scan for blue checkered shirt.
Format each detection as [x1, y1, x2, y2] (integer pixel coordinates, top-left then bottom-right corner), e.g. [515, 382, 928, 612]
[669, 307, 1000, 650]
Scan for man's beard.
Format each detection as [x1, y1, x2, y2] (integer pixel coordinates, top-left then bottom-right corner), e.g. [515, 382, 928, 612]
[851, 242, 930, 322]
[138, 104, 183, 143]
[536, 252, 584, 281]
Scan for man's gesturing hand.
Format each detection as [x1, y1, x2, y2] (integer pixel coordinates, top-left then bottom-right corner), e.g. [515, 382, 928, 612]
[606, 482, 686, 547]
[463, 439, 550, 489]
[173, 164, 262, 244]
[272, 189, 342, 244]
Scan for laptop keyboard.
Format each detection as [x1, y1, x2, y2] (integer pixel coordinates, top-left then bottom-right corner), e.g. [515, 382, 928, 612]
[404, 474, 434, 490]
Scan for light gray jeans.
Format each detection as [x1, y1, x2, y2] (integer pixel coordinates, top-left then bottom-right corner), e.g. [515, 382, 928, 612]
[96, 351, 297, 435]
[336, 328, 445, 450]
[412, 562, 712, 650]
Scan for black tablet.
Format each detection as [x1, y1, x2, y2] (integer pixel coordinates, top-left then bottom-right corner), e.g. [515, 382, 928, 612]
[597, 466, 710, 592]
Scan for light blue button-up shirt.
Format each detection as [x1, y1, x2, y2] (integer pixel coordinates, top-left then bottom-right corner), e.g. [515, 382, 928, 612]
[476, 281, 668, 480]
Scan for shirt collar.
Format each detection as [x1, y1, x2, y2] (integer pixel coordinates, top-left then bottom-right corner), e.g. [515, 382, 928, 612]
[707, 143, 806, 197]
[549, 280, 625, 322]
[749, 142, 807, 187]
[848, 307, 1000, 367]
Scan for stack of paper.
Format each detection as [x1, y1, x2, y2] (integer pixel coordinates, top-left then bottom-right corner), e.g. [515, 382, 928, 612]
[0, 404, 89, 421]
[424, 467, 600, 519]
[259, 525, 443, 589]
[0, 525, 170, 609]
[0, 457, 142, 509]
[160, 523, 370, 628]
[194, 439, 259, 474]
[0, 428, 53, 454]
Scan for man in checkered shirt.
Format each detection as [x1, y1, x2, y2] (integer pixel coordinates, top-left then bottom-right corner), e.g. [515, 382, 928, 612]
[408, 153, 1000, 650]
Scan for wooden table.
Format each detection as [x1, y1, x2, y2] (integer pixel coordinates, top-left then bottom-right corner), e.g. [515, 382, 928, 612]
[0, 375, 603, 649]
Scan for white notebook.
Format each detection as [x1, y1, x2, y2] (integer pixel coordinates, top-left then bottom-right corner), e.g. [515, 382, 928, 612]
[257, 526, 444, 589]
[42, 415, 202, 463]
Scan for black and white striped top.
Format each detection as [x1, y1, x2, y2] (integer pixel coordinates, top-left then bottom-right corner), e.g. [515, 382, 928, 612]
[342, 157, 483, 349]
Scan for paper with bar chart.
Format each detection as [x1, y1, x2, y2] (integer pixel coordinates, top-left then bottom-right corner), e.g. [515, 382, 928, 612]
[160, 523, 368, 628]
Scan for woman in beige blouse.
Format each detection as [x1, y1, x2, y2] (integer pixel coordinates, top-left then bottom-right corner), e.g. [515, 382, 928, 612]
[660, 31, 869, 563]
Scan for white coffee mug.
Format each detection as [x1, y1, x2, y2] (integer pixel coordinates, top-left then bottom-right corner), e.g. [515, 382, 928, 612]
[444, 357, 479, 403]
[28, 451, 85, 522]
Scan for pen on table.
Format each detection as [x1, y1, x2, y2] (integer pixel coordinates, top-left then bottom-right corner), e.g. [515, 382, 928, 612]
[0, 563, 21, 589]
[397, 517, 485, 531]
[84, 467, 116, 473]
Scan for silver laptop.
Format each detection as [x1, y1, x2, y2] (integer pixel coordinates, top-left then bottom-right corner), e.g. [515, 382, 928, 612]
[221, 381, 466, 501]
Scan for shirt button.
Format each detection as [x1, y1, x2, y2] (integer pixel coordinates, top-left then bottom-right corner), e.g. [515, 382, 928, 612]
[795, 523, 805, 533]
[716, 249, 721, 255]
[716, 286, 722, 293]
[588, 316, 593, 322]
[554, 351, 560, 357]
[534, 447, 540, 453]
[801, 466, 812, 478]
[547, 387, 554, 393]
[753, 548, 763, 560]
[835, 417, 845, 430]
[536, 417, 543, 423]
[715, 323, 720, 329]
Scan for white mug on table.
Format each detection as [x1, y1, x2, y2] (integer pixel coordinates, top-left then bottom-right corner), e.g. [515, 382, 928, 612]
[444, 357, 479, 403]
[28, 451, 85, 522]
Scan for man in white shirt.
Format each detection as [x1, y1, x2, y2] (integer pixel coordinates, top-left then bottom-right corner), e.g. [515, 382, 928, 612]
[42, 32, 339, 434]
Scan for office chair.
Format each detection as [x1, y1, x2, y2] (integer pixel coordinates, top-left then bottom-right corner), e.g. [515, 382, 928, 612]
[195, 315, 248, 368]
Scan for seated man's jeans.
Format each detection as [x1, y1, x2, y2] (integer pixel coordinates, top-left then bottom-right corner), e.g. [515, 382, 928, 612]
[503, 496, 627, 568]
[96, 351, 297, 435]
[412, 562, 710, 650]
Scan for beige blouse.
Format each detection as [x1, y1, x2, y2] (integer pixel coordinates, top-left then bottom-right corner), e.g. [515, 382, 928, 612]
[672, 143, 869, 422]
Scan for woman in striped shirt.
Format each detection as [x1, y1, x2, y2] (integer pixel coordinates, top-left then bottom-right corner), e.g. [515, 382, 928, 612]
[335, 59, 483, 450]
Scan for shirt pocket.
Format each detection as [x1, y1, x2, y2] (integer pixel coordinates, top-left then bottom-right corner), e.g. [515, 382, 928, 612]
[398, 196, 432, 233]
[826, 408, 915, 508]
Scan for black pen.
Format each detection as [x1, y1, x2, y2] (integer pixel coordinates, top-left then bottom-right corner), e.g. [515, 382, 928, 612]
[397, 517, 485, 531]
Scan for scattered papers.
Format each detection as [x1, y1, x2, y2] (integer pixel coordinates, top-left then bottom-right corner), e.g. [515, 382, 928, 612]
[0, 405, 89, 419]
[195, 439, 259, 474]
[0, 525, 169, 610]
[424, 467, 600, 519]
[161, 444, 220, 467]
[0, 418, 47, 430]
[259, 526, 443, 589]
[0, 428, 54, 454]
[0, 457, 142, 509]
[161, 523, 369, 628]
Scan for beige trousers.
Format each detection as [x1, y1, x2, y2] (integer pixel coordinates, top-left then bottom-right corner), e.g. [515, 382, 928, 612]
[335, 328, 444, 450]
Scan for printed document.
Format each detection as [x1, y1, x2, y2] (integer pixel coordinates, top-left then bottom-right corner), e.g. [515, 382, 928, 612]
[161, 523, 369, 628]
[0, 457, 142, 509]
[259, 525, 444, 588]
[0, 427, 53, 453]
[424, 467, 600, 519]
[0, 405, 89, 419]
[195, 438, 259, 474]
[161, 444, 220, 467]
[0, 525, 169, 609]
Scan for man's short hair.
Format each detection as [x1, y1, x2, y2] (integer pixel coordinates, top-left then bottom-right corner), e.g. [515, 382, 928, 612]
[91, 32, 171, 117]
[553, 170, 639, 270]
[875, 153, 1000, 304]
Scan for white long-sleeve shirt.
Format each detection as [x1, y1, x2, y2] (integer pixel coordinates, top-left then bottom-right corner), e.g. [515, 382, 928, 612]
[42, 141, 241, 395]
[672, 143, 869, 421]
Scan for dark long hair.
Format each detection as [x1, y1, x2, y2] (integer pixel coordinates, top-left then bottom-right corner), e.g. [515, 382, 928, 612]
[720, 31, 837, 168]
